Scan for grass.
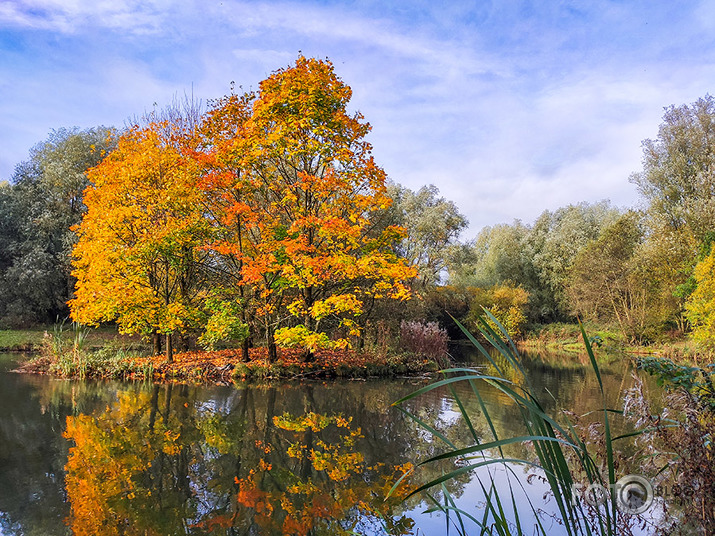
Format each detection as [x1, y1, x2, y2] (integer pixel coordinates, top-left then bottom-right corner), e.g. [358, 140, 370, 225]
[14, 320, 150, 380]
[16, 321, 442, 383]
[0, 324, 146, 352]
[0, 329, 46, 351]
[390, 311, 649, 535]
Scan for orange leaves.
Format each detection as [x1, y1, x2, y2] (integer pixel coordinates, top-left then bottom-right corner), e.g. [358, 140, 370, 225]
[229, 407, 413, 536]
[71, 55, 414, 360]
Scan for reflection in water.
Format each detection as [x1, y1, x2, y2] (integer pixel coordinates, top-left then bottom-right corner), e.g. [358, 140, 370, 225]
[63, 388, 415, 535]
[0, 350, 655, 535]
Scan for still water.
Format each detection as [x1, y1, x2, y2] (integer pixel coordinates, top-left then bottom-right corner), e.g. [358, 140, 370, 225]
[0, 348, 652, 535]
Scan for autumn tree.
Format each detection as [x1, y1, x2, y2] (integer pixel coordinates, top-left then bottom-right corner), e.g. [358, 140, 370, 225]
[200, 57, 414, 361]
[70, 122, 211, 361]
[195, 92, 261, 362]
[465, 283, 530, 339]
[685, 244, 715, 348]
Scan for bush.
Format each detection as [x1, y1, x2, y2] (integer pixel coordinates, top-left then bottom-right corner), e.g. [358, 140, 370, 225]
[626, 358, 715, 533]
[399, 320, 449, 367]
[466, 283, 529, 339]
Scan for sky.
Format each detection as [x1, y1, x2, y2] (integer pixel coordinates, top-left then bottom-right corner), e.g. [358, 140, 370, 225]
[2, 0, 715, 235]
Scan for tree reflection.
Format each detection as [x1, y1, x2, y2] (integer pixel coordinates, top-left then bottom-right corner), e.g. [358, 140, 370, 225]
[225, 412, 414, 535]
[63, 385, 417, 535]
[4, 354, 648, 535]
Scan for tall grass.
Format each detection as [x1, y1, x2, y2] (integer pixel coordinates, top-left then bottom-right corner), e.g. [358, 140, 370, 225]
[390, 311, 644, 535]
[42, 319, 149, 380]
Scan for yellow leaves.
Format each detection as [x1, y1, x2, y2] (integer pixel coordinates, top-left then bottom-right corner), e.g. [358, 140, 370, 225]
[71, 121, 207, 339]
[72, 56, 416, 358]
[310, 294, 362, 320]
[273, 411, 332, 433]
[275, 325, 337, 351]
[686, 248, 715, 348]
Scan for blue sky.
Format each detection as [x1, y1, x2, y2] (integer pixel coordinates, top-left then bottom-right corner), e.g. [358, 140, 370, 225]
[2, 0, 715, 233]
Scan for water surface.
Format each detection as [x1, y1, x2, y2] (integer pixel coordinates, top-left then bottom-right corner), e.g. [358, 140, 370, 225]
[0, 349, 653, 535]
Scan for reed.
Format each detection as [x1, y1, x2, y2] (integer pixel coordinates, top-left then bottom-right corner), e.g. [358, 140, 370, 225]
[390, 311, 642, 535]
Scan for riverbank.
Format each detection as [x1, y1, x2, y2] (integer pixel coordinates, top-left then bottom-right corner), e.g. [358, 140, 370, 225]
[521, 322, 712, 363]
[0, 327, 145, 352]
[15, 346, 441, 384]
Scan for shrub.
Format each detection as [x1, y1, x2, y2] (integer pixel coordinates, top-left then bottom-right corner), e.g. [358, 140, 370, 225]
[466, 283, 529, 339]
[198, 299, 249, 351]
[626, 360, 715, 533]
[399, 320, 449, 367]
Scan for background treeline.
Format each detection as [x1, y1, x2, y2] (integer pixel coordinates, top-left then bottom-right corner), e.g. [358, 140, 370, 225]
[2, 88, 715, 350]
[440, 95, 715, 346]
[0, 127, 116, 325]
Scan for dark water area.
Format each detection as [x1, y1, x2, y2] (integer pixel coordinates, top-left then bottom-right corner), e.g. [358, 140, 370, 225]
[0, 349, 659, 535]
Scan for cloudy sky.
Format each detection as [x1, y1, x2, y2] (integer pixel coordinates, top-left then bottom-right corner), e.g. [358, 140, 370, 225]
[1, 0, 714, 234]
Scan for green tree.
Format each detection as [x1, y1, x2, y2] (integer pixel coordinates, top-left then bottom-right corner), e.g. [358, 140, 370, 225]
[381, 183, 467, 288]
[448, 222, 530, 289]
[567, 211, 661, 342]
[530, 201, 620, 320]
[447, 201, 619, 323]
[630, 95, 715, 240]
[0, 127, 115, 326]
[629, 95, 715, 334]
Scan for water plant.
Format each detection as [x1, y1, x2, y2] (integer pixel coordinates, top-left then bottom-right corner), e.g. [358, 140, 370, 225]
[391, 311, 647, 535]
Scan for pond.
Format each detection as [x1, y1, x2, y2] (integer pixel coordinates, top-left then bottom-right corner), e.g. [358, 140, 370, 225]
[0, 348, 658, 535]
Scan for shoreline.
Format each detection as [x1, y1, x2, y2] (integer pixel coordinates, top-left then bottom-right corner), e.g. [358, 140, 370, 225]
[12, 346, 441, 385]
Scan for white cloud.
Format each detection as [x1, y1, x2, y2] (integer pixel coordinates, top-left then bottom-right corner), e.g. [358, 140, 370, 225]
[0, 0, 171, 33]
[2, 0, 715, 236]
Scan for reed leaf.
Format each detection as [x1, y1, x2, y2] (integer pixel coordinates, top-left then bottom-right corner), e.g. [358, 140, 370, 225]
[391, 311, 633, 535]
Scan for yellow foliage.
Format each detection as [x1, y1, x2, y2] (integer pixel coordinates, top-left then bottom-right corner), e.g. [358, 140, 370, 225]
[686, 248, 715, 348]
[69, 123, 207, 340]
[467, 283, 530, 338]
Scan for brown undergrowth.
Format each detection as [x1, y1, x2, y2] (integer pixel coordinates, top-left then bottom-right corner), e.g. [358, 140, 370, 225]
[16, 346, 440, 384]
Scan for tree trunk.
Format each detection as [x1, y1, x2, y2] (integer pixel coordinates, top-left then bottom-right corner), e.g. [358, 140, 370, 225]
[153, 332, 162, 356]
[268, 342, 277, 363]
[165, 333, 173, 363]
[267, 330, 277, 363]
[241, 337, 250, 362]
[304, 286, 314, 331]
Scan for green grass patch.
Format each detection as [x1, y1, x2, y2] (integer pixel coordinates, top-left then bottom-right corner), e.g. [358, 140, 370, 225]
[0, 329, 46, 351]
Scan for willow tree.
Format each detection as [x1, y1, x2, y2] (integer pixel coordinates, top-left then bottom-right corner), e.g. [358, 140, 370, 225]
[70, 122, 209, 362]
[201, 57, 414, 361]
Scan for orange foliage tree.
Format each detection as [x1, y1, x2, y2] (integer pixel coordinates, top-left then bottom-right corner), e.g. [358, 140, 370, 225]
[199, 56, 414, 361]
[70, 56, 413, 362]
[69, 122, 210, 361]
